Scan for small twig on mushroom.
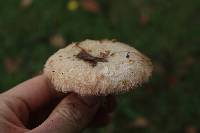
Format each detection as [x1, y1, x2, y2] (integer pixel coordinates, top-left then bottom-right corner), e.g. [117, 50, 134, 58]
[75, 43, 108, 67]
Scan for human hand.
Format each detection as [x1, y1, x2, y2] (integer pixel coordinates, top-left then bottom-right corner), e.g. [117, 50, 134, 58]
[0, 75, 116, 133]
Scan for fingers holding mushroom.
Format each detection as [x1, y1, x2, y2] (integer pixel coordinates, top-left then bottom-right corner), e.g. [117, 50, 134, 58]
[43, 39, 153, 128]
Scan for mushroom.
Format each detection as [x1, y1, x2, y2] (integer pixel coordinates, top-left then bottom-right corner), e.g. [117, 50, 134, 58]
[44, 39, 153, 95]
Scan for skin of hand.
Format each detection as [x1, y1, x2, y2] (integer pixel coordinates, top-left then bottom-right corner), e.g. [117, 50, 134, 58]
[0, 75, 116, 133]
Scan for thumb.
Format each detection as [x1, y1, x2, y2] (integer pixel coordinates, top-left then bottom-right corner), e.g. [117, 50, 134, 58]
[30, 93, 100, 133]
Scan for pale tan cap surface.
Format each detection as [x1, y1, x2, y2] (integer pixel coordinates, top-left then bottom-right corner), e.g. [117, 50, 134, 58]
[44, 39, 153, 95]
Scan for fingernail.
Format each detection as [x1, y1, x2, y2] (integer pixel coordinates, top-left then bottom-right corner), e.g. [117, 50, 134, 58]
[81, 96, 100, 107]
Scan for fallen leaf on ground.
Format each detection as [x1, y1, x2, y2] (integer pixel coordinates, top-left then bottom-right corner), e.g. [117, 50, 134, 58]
[66, 0, 79, 11]
[20, 0, 32, 8]
[128, 116, 149, 128]
[185, 126, 198, 133]
[4, 57, 21, 73]
[81, 0, 100, 13]
[49, 34, 66, 48]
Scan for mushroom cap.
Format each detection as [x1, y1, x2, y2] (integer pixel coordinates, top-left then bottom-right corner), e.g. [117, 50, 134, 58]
[44, 39, 153, 95]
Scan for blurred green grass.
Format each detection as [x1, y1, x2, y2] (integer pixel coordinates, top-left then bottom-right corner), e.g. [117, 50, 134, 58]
[0, 0, 200, 132]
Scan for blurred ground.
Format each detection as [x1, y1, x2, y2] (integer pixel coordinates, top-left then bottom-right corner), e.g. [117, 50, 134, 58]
[0, 0, 200, 132]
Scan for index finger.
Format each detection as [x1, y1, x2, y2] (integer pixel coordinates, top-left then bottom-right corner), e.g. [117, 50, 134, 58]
[3, 74, 57, 112]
